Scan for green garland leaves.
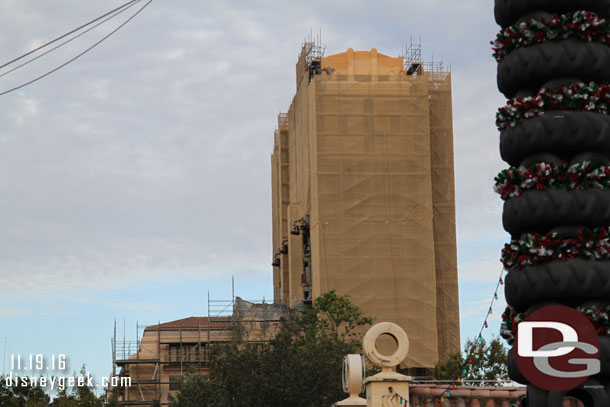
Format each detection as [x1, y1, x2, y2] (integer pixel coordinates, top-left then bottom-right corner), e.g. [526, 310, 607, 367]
[501, 305, 610, 345]
[494, 161, 610, 199]
[496, 82, 610, 130]
[501, 226, 610, 269]
[579, 305, 610, 335]
[500, 306, 523, 345]
[492, 10, 610, 62]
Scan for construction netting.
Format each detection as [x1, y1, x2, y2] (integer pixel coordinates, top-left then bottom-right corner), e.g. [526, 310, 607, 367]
[271, 48, 459, 368]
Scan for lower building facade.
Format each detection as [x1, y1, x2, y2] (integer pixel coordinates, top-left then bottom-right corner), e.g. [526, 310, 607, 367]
[110, 299, 288, 405]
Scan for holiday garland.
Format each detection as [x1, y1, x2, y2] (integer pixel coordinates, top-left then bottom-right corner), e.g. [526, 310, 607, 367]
[579, 305, 610, 335]
[500, 306, 524, 345]
[492, 10, 610, 62]
[496, 81, 610, 130]
[494, 161, 610, 200]
[502, 226, 610, 269]
[501, 305, 610, 344]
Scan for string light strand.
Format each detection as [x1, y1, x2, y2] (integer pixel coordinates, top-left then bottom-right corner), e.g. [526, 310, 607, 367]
[438, 267, 506, 403]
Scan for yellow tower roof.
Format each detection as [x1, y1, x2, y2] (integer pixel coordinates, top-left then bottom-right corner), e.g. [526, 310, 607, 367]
[321, 48, 405, 75]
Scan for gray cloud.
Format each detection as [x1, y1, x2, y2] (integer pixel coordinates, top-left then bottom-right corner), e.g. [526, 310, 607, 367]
[0, 1, 505, 311]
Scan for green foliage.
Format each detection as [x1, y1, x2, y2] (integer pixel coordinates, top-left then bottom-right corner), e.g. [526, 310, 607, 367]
[104, 386, 121, 407]
[432, 352, 463, 382]
[50, 387, 77, 407]
[0, 377, 17, 407]
[297, 290, 373, 343]
[0, 365, 103, 407]
[168, 373, 212, 407]
[169, 290, 373, 407]
[0, 375, 51, 407]
[51, 366, 101, 407]
[433, 336, 509, 386]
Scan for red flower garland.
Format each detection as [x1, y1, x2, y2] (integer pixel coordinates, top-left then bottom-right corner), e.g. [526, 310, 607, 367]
[492, 10, 610, 62]
[502, 227, 610, 269]
[494, 161, 610, 200]
[496, 82, 610, 130]
[501, 305, 610, 345]
[500, 306, 523, 345]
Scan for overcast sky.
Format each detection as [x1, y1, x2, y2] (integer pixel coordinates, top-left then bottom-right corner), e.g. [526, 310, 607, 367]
[0, 0, 508, 389]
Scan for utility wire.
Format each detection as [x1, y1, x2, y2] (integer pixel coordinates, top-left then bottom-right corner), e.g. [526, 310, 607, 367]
[0, 0, 153, 96]
[0, 0, 142, 79]
[0, 0, 139, 71]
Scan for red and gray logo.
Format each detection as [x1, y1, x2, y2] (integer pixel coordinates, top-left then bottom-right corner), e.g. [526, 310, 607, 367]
[515, 305, 600, 391]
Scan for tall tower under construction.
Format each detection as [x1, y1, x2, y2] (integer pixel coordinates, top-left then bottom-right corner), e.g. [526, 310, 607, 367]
[271, 43, 459, 368]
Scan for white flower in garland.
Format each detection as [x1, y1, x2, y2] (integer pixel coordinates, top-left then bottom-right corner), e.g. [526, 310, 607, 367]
[503, 305, 610, 344]
[492, 10, 610, 61]
[496, 82, 610, 130]
[501, 226, 610, 269]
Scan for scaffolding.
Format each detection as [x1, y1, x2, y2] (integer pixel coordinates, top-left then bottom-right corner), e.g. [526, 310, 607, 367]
[401, 39, 448, 76]
[110, 281, 287, 406]
[301, 30, 326, 84]
[271, 44, 459, 369]
[277, 112, 289, 130]
[111, 319, 230, 406]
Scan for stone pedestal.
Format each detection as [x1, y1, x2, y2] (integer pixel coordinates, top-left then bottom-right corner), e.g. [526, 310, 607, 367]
[334, 396, 367, 406]
[364, 370, 411, 407]
[334, 323, 412, 407]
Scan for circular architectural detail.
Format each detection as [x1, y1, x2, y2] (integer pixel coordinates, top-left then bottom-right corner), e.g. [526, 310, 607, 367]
[505, 259, 610, 310]
[518, 153, 563, 168]
[502, 189, 610, 236]
[598, 336, 610, 374]
[493, 0, 610, 403]
[497, 41, 610, 98]
[494, 0, 610, 28]
[362, 322, 409, 368]
[342, 354, 364, 395]
[507, 348, 528, 384]
[500, 111, 610, 166]
[545, 377, 610, 405]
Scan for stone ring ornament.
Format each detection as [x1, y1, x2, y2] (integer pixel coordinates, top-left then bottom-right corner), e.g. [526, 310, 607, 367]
[362, 322, 409, 369]
[342, 354, 365, 395]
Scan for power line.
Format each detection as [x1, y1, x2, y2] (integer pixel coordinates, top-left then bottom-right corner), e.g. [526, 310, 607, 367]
[0, 0, 142, 79]
[0, 0, 139, 71]
[0, 0, 153, 96]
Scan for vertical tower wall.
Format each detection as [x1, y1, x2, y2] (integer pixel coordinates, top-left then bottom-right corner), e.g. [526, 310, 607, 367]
[271, 116, 290, 303]
[428, 73, 460, 364]
[271, 47, 460, 368]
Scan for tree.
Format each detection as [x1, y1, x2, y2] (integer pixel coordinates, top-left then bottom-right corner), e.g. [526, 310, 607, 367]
[169, 290, 373, 407]
[51, 366, 102, 407]
[104, 386, 121, 407]
[0, 366, 104, 407]
[168, 373, 212, 407]
[0, 375, 51, 407]
[433, 336, 509, 386]
[297, 289, 373, 343]
[50, 387, 77, 407]
[0, 377, 17, 407]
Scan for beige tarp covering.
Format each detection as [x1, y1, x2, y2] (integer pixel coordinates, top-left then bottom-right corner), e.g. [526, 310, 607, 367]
[271, 47, 459, 368]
